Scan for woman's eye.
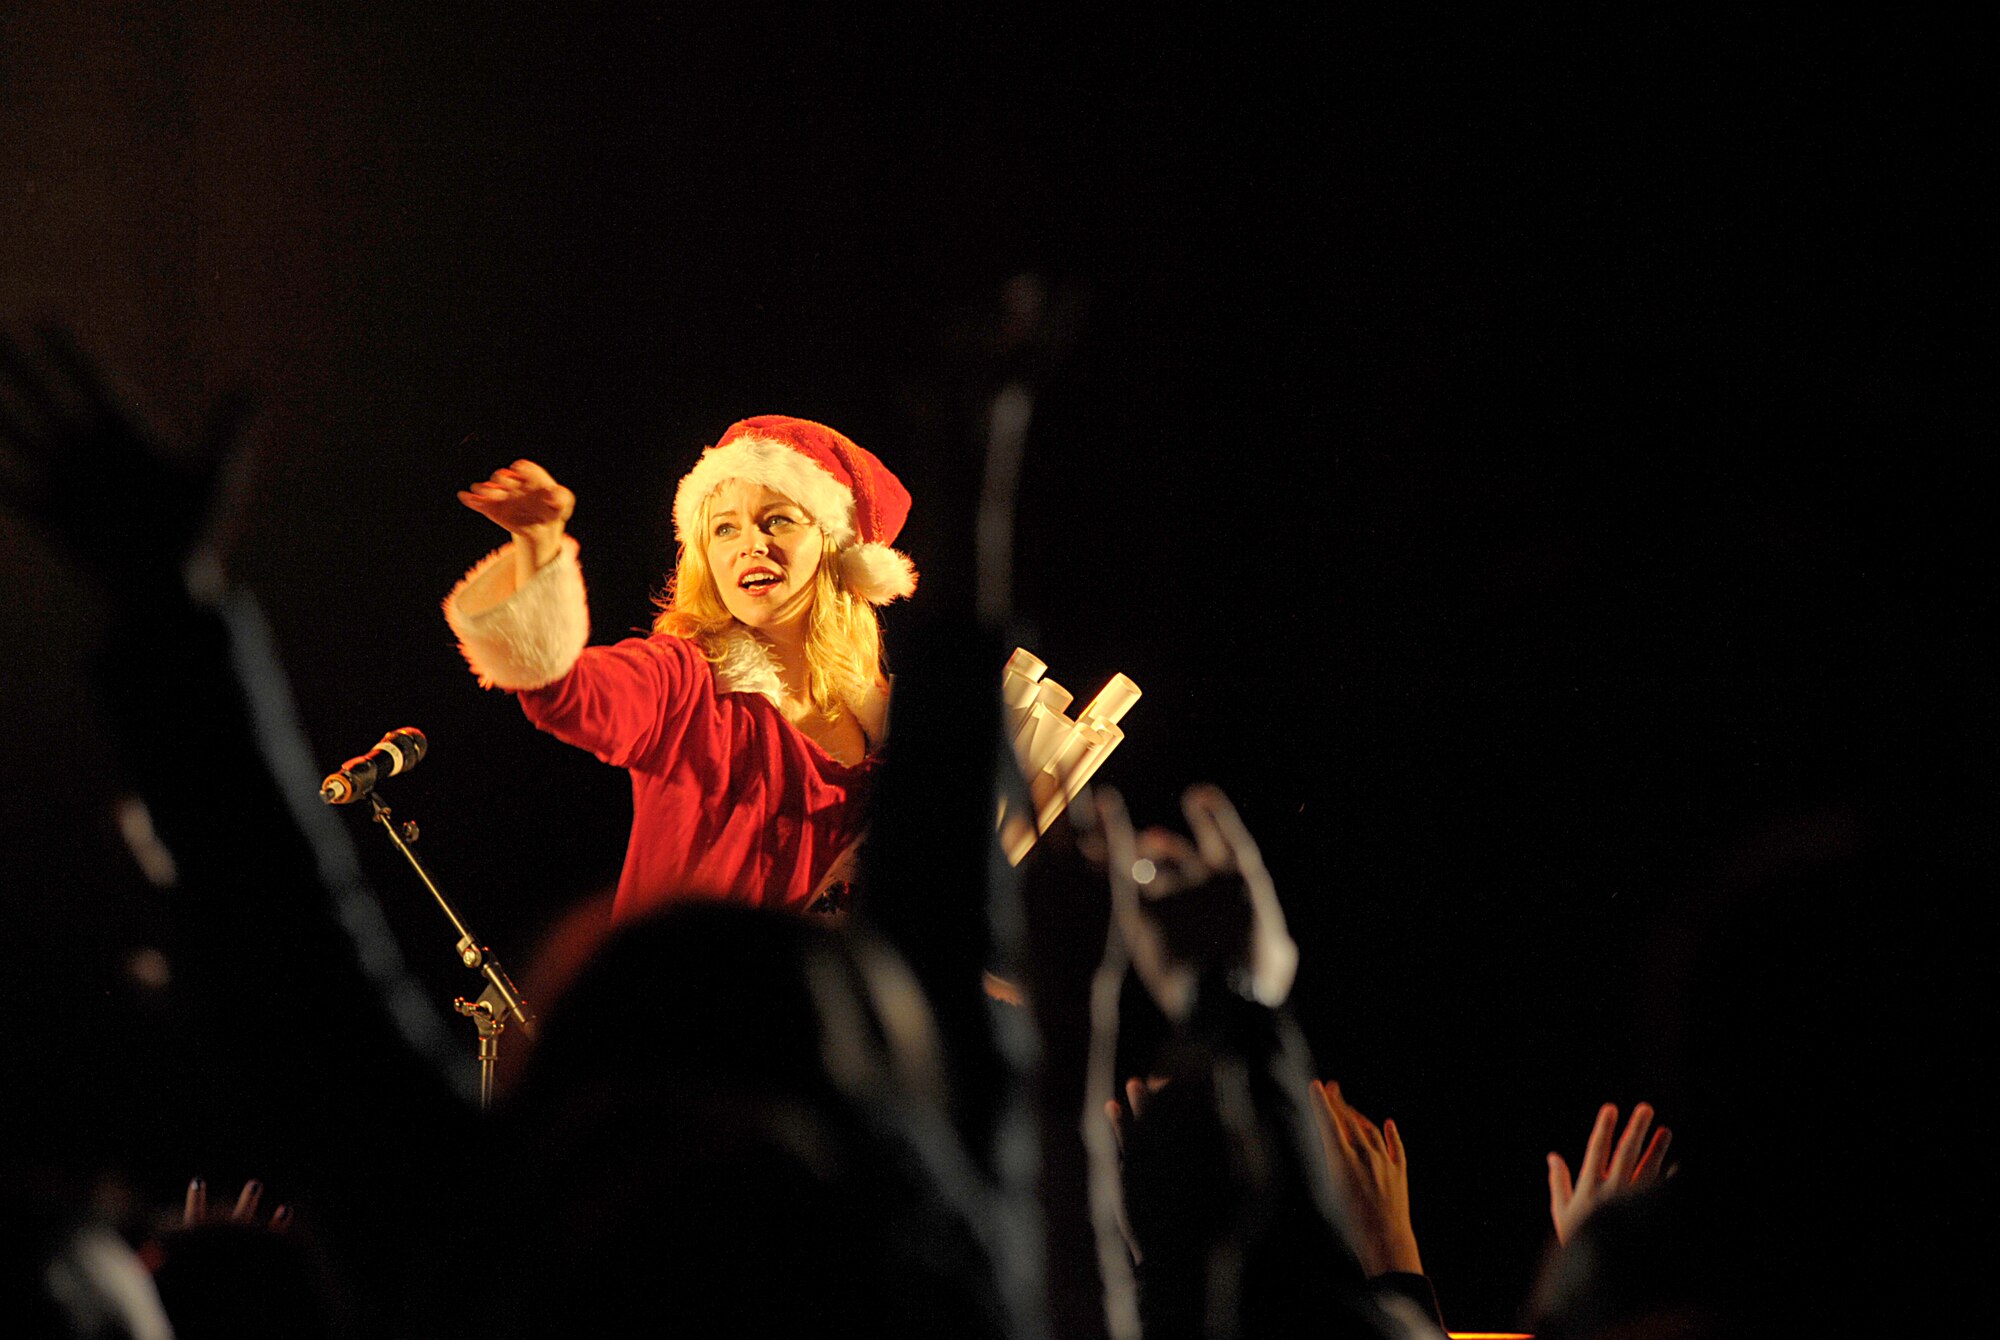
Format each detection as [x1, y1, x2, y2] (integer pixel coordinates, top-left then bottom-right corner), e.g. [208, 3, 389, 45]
[766, 515, 796, 531]
[713, 522, 737, 538]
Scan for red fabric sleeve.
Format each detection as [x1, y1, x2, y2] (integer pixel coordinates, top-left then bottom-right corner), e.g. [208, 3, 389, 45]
[514, 634, 706, 770]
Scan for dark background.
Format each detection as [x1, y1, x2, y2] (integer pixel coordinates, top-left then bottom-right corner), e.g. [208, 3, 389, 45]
[1, 5, 1981, 1326]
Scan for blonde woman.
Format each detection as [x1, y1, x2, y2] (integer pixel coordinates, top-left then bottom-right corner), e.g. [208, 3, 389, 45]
[444, 416, 917, 918]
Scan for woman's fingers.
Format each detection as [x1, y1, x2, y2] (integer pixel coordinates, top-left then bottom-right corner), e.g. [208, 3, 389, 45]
[1316, 1079, 1384, 1166]
[1607, 1103, 1655, 1184]
[1181, 783, 1269, 880]
[231, 1180, 264, 1222]
[1348, 1105, 1387, 1154]
[1094, 788, 1139, 885]
[176, 1176, 289, 1235]
[1321, 1079, 1388, 1153]
[1310, 1080, 1345, 1144]
[1579, 1102, 1619, 1184]
[1552, 1103, 1672, 1243]
[458, 461, 573, 534]
[461, 462, 557, 500]
[1632, 1123, 1673, 1185]
[1547, 1152, 1575, 1216]
[1181, 784, 1235, 871]
[1128, 1075, 1169, 1115]
[508, 458, 560, 489]
[1110, 1077, 1173, 1156]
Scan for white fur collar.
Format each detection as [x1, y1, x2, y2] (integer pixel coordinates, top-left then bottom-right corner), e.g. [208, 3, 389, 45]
[708, 626, 787, 705]
[705, 626, 889, 751]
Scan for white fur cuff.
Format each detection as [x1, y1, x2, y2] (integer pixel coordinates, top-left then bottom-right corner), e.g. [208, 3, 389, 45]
[443, 537, 590, 689]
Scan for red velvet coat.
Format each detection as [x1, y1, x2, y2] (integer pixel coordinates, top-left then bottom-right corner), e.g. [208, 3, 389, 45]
[519, 634, 876, 919]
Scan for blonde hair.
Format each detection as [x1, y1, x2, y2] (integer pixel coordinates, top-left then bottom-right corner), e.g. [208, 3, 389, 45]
[653, 490, 886, 721]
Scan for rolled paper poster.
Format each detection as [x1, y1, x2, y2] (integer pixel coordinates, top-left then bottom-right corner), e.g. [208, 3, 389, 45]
[1040, 724, 1120, 840]
[994, 648, 1140, 863]
[1000, 808, 1038, 866]
[1028, 768, 1065, 821]
[1028, 716, 1081, 778]
[1049, 720, 1097, 789]
[1037, 724, 1112, 831]
[1012, 678, 1067, 756]
[1002, 648, 1048, 735]
[1020, 686, 1077, 774]
[1079, 672, 1142, 728]
[1012, 702, 1050, 767]
[1057, 722, 1124, 806]
[1005, 647, 1048, 683]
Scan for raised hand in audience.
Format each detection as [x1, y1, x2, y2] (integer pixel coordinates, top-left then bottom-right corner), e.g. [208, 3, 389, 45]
[1103, 1076, 1170, 1158]
[1091, 783, 1298, 1020]
[0, 324, 252, 596]
[179, 1177, 293, 1234]
[1312, 1079, 1423, 1277]
[144, 1176, 338, 1340]
[1547, 1102, 1672, 1244]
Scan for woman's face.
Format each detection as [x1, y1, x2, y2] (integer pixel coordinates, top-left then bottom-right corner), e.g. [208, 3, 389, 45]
[704, 478, 825, 632]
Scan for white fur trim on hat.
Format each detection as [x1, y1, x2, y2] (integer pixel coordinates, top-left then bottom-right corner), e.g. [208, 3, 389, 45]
[839, 541, 918, 604]
[443, 536, 590, 690]
[672, 435, 857, 548]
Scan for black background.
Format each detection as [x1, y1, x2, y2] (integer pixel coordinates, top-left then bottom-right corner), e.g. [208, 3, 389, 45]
[2, 6, 1982, 1325]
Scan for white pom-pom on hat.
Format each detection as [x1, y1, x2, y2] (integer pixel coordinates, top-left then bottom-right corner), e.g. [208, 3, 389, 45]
[839, 540, 919, 604]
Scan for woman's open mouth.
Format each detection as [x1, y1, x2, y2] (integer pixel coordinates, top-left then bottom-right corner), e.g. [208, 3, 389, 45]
[739, 567, 782, 593]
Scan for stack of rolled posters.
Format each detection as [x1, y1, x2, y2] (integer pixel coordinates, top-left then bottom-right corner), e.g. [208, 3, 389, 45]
[998, 647, 1142, 865]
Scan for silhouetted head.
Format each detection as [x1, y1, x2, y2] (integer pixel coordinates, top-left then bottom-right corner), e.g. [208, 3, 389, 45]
[491, 902, 1000, 1340]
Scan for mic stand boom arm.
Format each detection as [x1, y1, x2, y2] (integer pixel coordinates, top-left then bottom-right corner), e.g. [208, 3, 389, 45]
[365, 791, 535, 1110]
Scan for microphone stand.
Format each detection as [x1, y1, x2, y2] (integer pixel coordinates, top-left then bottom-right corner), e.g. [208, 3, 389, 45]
[364, 790, 535, 1110]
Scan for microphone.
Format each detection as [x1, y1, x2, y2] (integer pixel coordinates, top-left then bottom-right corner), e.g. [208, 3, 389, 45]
[321, 728, 428, 805]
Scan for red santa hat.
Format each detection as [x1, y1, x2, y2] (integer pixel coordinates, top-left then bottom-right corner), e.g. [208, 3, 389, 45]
[672, 415, 918, 605]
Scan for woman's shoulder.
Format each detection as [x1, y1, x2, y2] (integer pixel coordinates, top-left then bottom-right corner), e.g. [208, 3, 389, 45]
[615, 629, 722, 698]
[610, 625, 784, 708]
[548, 631, 716, 712]
[637, 629, 707, 662]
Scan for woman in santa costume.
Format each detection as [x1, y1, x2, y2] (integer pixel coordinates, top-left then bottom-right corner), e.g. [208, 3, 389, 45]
[444, 416, 917, 920]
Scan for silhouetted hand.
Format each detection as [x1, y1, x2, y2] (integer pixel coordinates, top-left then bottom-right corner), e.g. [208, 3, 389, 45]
[1098, 1075, 1173, 1269]
[1547, 1102, 1672, 1245]
[0, 325, 251, 597]
[179, 1177, 293, 1234]
[1103, 1075, 1171, 1159]
[1311, 1080, 1422, 1276]
[137, 1178, 293, 1275]
[1090, 784, 1298, 1021]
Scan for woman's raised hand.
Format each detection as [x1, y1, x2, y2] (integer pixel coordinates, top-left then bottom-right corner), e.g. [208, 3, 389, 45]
[459, 458, 574, 573]
[461, 459, 572, 542]
[1547, 1101, 1672, 1245]
[1090, 783, 1299, 1021]
[1310, 1080, 1422, 1277]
